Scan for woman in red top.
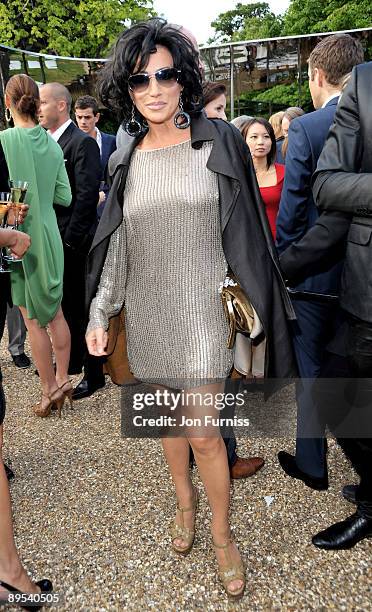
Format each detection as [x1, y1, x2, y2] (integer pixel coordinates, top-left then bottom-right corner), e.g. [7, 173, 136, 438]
[242, 117, 285, 239]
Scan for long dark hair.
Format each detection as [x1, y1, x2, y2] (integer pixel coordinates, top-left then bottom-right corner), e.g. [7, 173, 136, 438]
[242, 117, 276, 169]
[99, 18, 203, 123]
[5, 74, 40, 123]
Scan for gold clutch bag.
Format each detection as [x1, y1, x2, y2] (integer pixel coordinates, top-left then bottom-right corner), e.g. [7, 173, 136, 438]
[219, 273, 255, 349]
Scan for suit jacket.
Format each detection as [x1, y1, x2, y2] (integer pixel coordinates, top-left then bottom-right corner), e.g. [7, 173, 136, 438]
[100, 131, 116, 179]
[276, 97, 344, 296]
[276, 138, 285, 165]
[86, 113, 297, 381]
[54, 122, 101, 252]
[313, 62, 372, 323]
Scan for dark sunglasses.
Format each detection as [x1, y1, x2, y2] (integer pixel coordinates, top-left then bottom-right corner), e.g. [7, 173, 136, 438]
[128, 67, 181, 92]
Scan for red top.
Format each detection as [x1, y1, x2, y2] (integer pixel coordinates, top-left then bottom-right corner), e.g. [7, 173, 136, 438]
[259, 163, 285, 240]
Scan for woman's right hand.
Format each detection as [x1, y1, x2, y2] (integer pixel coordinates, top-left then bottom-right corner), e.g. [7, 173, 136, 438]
[0, 228, 31, 258]
[86, 327, 108, 356]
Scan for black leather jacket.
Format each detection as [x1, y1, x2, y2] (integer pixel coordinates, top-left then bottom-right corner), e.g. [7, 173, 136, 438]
[313, 62, 372, 323]
[86, 113, 297, 380]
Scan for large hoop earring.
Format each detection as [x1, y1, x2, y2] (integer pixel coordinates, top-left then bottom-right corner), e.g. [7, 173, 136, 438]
[125, 105, 143, 137]
[4, 107, 12, 123]
[174, 95, 191, 130]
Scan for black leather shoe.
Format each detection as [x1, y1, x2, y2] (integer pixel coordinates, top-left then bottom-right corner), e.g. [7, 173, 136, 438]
[12, 353, 30, 368]
[72, 376, 105, 400]
[342, 484, 358, 504]
[0, 577, 52, 611]
[4, 463, 14, 481]
[312, 512, 372, 550]
[278, 451, 328, 490]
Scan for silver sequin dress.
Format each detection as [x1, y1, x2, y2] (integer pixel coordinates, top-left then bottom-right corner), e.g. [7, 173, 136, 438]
[88, 140, 233, 387]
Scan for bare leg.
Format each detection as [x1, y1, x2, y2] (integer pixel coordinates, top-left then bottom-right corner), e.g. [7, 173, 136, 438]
[161, 436, 193, 548]
[150, 382, 195, 549]
[48, 307, 71, 388]
[0, 429, 38, 594]
[160, 382, 243, 593]
[185, 383, 244, 593]
[18, 307, 57, 397]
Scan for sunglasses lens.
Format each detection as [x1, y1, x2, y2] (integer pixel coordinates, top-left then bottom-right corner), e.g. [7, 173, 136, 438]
[156, 68, 179, 85]
[129, 68, 180, 92]
[128, 74, 150, 92]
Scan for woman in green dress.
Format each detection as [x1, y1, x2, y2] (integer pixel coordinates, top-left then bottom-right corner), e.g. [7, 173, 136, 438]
[0, 74, 72, 417]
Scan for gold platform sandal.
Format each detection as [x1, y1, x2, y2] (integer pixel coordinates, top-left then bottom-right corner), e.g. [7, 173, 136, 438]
[213, 536, 246, 599]
[170, 487, 198, 555]
[33, 388, 65, 418]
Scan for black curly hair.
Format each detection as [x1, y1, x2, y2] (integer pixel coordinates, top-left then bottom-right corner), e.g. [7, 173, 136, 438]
[99, 18, 203, 123]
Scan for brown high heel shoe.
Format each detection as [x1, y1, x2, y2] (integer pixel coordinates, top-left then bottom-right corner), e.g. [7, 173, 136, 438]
[33, 388, 65, 418]
[58, 380, 73, 409]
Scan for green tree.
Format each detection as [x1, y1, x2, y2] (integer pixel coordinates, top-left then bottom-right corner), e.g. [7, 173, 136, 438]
[0, 0, 155, 57]
[210, 2, 282, 43]
[283, 0, 372, 36]
[252, 82, 312, 110]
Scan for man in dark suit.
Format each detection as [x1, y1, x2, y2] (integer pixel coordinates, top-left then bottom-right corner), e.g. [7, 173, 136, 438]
[309, 61, 372, 549]
[74, 95, 116, 218]
[276, 34, 364, 490]
[72, 95, 117, 399]
[39, 83, 101, 375]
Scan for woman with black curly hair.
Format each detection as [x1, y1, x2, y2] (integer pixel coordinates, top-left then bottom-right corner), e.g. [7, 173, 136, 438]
[86, 18, 296, 598]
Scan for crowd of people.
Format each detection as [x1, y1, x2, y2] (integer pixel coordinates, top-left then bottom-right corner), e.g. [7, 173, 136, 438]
[0, 17, 371, 604]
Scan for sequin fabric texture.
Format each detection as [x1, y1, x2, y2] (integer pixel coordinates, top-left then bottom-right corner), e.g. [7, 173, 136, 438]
[88, 140, 233, 386]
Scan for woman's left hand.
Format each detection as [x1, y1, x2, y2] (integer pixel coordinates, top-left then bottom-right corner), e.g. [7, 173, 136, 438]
[7, 204, 29, 226]
[86, 327, 108, 356]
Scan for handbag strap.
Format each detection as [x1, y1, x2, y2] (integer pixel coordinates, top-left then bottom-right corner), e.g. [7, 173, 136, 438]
[225, 294, 236, 349]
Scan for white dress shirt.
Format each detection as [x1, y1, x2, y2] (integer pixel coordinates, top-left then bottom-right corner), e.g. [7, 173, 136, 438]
[49, 118, 72, 142]
[95, 128, 102, 157]
[321, 93, 341, 109]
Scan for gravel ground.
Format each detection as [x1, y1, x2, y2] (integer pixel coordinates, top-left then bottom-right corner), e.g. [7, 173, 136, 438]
[1, 336, 371, 611]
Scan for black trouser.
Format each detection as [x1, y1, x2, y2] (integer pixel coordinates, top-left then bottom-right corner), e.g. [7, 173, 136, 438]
[83, 353, 105, 384]
[62, 245, 88, 373]
[62, 243, 105, 380]
[317, 315, 372, 519]
[343, 316, 372, 518]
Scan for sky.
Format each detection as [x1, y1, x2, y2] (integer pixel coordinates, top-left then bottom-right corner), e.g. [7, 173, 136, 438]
[153, 0, 291, 46]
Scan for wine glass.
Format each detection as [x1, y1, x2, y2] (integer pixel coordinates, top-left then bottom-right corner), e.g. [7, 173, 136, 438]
[4, 180, 29, 263]
[0, 192, 11, 273]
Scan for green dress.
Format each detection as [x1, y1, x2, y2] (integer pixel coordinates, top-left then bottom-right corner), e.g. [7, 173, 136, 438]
[0, 125, 71, 326]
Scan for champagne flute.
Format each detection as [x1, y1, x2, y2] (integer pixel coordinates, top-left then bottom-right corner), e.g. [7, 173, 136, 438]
[9, 180, 29, 229]
[4, 180, 29, 262]
[0, 192, 11, 273]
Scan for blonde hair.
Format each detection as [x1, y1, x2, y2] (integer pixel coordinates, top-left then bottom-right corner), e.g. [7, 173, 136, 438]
[269, 111, 285, 139]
